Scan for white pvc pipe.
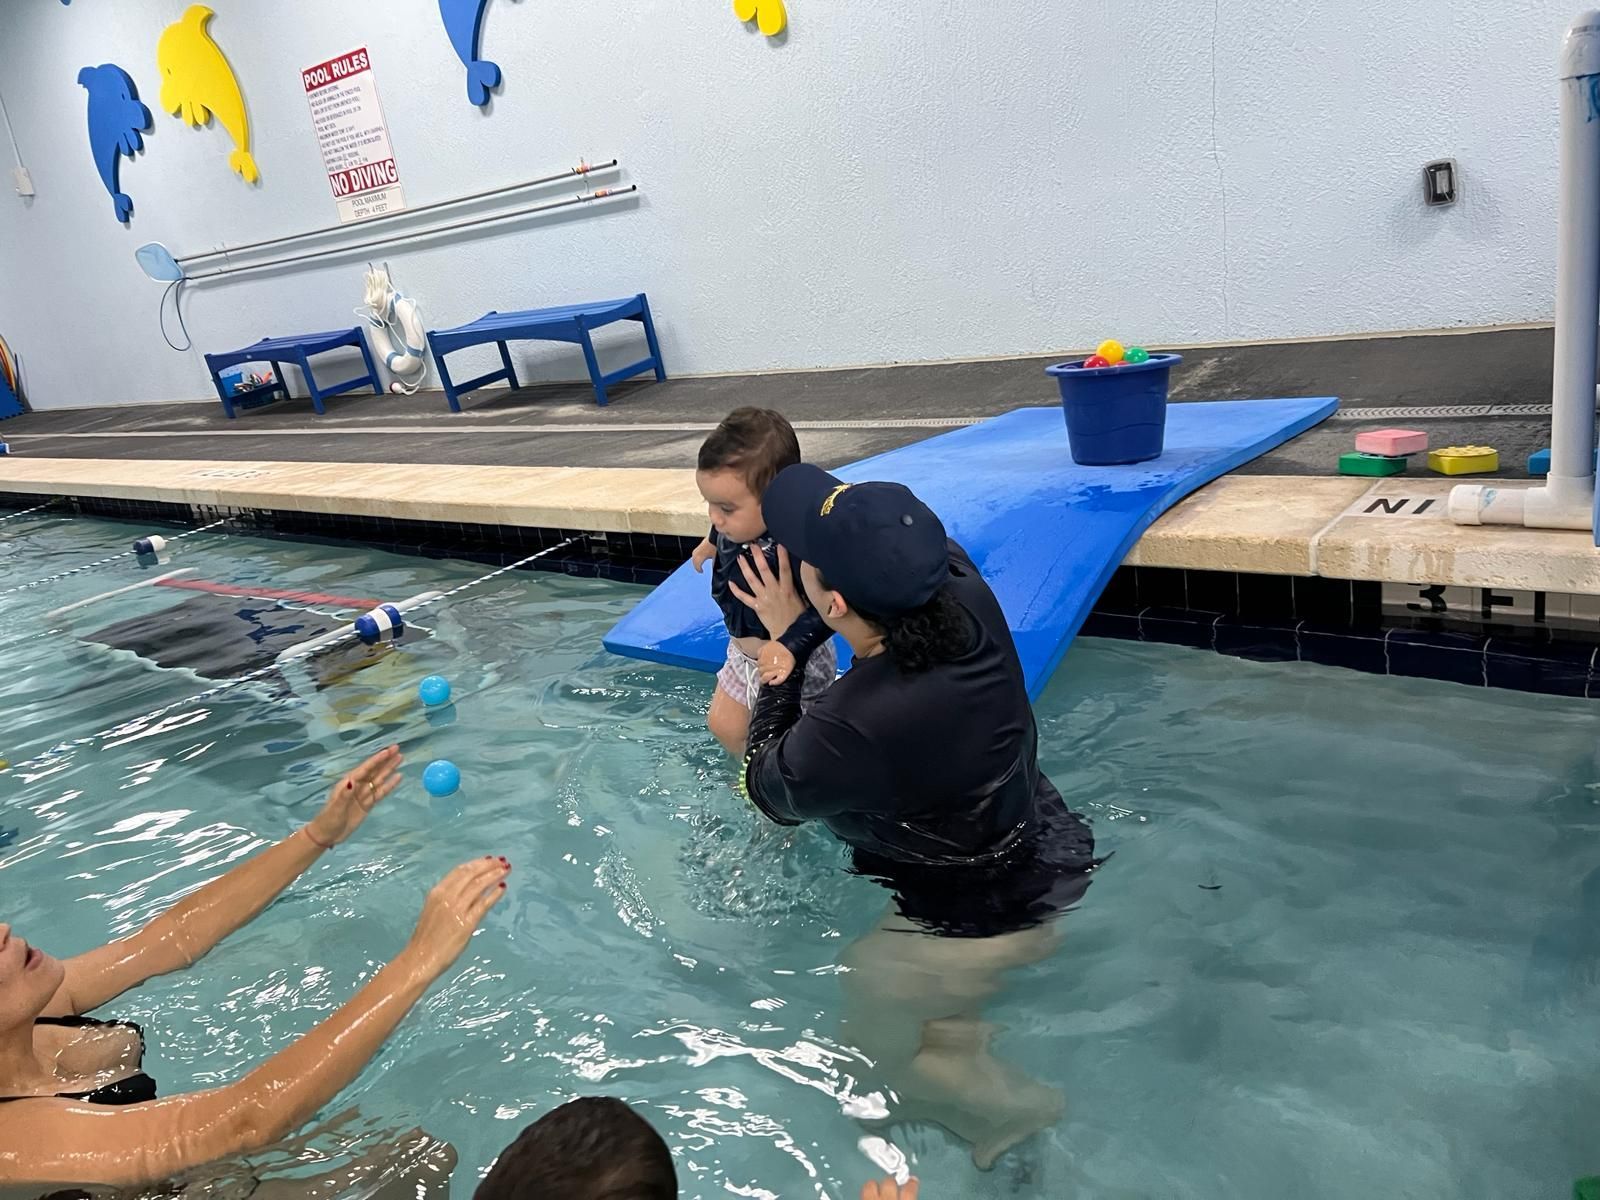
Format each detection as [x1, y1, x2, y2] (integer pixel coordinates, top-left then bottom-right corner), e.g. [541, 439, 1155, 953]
[1452, 11, 1600, 531]
[45, 569, 196, 619]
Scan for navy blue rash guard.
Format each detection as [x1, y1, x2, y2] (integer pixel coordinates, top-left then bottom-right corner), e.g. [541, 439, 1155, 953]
[740, 541, 1099, 937]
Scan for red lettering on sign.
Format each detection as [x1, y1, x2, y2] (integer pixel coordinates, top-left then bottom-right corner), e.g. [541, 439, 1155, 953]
[328, 158, 399, 198]
[303, 47, 371, 92]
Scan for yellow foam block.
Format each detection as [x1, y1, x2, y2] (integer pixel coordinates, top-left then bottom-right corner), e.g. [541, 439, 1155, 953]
[1427, 445, 1499, 475]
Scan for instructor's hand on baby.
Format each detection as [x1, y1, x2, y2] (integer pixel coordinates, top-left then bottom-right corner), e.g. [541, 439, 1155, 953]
[691, 538, 717, 573]
[758, 641, 796, 686]
[404, 857, 510, 977]
[304, 745, 403, 849]
[731, 545, 806, 641]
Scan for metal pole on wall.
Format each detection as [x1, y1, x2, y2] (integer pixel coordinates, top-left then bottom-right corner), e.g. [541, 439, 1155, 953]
[181, 186, 639, 283]
[179, 159, 621, 268]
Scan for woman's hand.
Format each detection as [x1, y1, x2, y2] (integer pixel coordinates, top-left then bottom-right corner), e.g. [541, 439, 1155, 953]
[758, 641, 796, 687]
[404, 857, 510, 978]
[730, 545, 806, 641]
[304, 747, 403, 849]
[862, 1179, 919, 1200]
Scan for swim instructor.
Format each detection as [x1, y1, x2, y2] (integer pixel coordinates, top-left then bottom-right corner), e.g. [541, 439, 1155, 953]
[729, 464, 1101, 1167]
[732, 463, 1099, 933]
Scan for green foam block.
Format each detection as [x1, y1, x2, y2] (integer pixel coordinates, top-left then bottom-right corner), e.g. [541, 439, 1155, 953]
[1339, 452, 1407, 477]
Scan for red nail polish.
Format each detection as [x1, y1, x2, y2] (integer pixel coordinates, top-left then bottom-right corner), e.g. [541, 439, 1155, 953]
[346, 782, 354, 790]
[498, 882, 507, 890]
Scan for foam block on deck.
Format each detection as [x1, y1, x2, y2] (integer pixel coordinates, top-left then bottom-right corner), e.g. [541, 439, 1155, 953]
[605, 398, 1339, 700]
[1428, 446, 1499, 476]
[1355, 428, 1427, 456]
[1339, 452, 1406, 477]
[1528, 447, 1599, 477]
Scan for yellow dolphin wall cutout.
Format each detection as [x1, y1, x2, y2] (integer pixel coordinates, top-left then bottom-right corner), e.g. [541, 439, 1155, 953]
[157, 5, 259, 182]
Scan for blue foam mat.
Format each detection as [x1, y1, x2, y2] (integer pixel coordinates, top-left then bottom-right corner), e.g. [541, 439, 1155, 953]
[604, 397, 1339, 699]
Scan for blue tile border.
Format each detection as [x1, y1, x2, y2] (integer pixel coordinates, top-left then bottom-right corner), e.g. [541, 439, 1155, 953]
[1086, 564, 1600, 700]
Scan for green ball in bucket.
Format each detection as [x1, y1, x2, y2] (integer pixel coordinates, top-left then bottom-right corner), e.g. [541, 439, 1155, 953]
[1125, 346, 1151, 365]
[1045, 351, 1180, 466]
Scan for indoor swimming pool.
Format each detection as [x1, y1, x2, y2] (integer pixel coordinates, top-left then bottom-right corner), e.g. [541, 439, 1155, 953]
[2, 512, 1596, 1199]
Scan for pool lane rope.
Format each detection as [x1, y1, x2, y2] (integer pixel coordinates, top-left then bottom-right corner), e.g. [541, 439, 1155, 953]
[84, 535, 586, 745]
[0, 499, 59, 525]
[0, 517, 233, 601]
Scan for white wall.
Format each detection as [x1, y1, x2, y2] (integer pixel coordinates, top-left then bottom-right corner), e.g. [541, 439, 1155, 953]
[0, 0, 1575, 410]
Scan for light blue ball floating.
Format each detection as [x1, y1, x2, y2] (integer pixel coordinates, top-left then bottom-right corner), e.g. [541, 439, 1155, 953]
[423, 759, 461, 798]
[418, 675, 452, 707]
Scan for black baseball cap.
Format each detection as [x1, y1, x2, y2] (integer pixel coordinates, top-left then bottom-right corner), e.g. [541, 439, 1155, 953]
[762, 463, 950, 617]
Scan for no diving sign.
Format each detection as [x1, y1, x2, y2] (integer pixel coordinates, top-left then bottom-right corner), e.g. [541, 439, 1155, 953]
[303, 48, 406, 223]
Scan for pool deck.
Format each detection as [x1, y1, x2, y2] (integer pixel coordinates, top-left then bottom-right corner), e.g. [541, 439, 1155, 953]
[2, 324, 1598, 594]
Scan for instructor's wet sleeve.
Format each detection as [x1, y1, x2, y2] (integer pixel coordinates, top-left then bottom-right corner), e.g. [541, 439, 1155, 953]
[776, 608, 829, 664]
[740, 623, 863, 826]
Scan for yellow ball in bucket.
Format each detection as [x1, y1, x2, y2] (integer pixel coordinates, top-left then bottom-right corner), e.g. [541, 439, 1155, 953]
[1096, 339, 1126, 365]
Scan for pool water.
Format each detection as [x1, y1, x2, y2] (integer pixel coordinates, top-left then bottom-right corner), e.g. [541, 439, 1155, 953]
[3, 514, 1599, 1199]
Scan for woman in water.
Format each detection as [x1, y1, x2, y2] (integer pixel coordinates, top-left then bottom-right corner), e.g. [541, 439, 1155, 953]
[730, 464, 1100, 1169]
[0, 746, 510, 1188]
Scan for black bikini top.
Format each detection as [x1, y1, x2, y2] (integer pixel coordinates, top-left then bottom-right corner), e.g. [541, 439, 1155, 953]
[0, 1016, 158, 1106]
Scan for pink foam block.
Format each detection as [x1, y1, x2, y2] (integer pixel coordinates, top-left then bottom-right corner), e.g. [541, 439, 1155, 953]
[1355, 428, 1428, 456]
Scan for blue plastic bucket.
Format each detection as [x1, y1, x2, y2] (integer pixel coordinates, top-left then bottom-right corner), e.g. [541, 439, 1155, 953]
[1045, 353, 1181, 466]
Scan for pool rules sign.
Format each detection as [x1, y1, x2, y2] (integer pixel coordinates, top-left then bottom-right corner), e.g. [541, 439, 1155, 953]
[302, 48, 406, 223]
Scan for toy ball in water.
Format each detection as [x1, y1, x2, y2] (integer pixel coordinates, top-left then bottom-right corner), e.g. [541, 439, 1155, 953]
[1082, 354, 1112, 369]
[423, 759, 461, 798]
[418, 675, 452, 707]
[1096, 339, 1126, 365]
[1125, 346, 1152, 365]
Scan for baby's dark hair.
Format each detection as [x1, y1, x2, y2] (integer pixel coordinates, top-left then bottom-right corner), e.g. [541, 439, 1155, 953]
[698, 407, 802, 497]
[473, 1097, 677, 1200]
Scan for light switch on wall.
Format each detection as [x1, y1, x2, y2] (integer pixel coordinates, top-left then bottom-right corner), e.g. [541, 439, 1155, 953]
[1423, 159, 1457, 206]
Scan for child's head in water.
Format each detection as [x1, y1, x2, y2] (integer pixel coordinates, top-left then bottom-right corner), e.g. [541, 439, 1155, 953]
[697, 407, 802, 545]
[473, 1097, 677, 1200]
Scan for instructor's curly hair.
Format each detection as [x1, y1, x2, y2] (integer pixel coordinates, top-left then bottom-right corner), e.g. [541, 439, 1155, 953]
[819, 573, 974, 674]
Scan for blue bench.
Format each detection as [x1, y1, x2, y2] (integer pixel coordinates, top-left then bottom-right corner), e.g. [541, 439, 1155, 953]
[204, 327, 382, 419]
[426, 294, 666, 410]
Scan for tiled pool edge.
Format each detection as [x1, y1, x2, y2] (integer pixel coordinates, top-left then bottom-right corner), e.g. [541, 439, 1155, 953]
[8, 489, 1600, 701]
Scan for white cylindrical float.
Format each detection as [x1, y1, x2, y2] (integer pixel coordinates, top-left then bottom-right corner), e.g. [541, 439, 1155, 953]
[354, 603, 405, 645]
